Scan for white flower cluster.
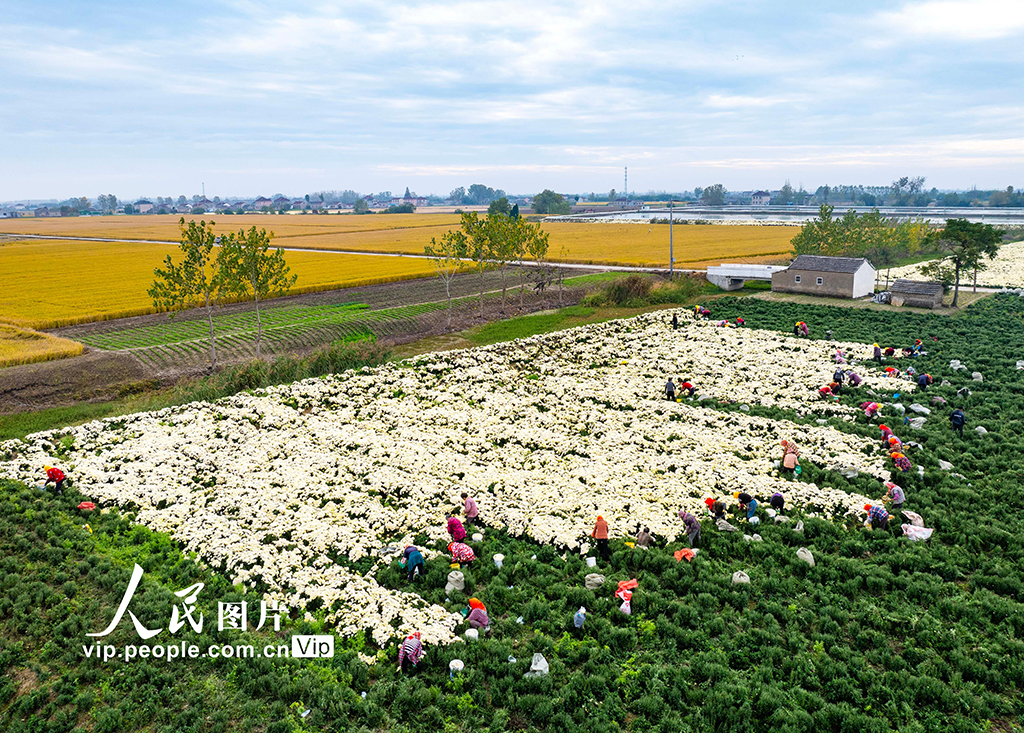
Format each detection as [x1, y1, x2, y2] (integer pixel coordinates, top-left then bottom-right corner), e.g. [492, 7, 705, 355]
[0, 313, 889, 645]
[888, 240, 1024, 288]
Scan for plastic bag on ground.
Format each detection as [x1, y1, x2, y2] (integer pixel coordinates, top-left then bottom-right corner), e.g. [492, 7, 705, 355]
[524, 653, 549, 677]
[673, 548, 697, 562]
[573, 607, 586, 628]
[774, 515, 790, 523]
[445, 571, 465, 595]
[584, 573, 606, 590]
[619, 599, 632, 615]
[732, 571, 750, 585]
[794, 520, 804, 533]
[716, 517, 739, 532]
[902, 510, 924, 527]
[902, 524, 934, 541]
[796, 547, 815, 567]
[615, 578, 638, 601]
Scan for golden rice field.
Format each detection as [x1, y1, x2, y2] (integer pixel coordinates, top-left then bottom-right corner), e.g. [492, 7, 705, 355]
[274, 221, 795, 268]
[0, 238, 437, 330]
[0, 214, 797, 267]
[0, 213, 463, 241]
[0, 324, 84, 368]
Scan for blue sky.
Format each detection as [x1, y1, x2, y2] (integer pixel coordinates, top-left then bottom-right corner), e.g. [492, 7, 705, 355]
[2, 0, 1023, 200]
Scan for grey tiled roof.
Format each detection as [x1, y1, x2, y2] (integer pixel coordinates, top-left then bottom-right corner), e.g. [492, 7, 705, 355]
[789, 255, 873, 273]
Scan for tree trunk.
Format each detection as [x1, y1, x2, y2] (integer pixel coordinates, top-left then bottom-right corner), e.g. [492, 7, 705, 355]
[518, 266, 525, 310]
[204, 292, 218, 369]
[558, 268, 564, 306]
[254, 290, 262, 360]
[500, 267, 508, 311]
[478, 265, 484, 312]
[973, 267, 978, 293]
[952, 263, 961, 308]
[445, 277, 453, 331]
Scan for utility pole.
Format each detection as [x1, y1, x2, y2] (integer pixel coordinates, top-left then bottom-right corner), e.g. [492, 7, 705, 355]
[202, 182, 205, 198]
[669, 199, 674, 280]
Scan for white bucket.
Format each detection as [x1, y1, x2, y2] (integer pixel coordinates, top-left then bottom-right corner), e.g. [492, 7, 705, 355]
[465, 628, 479, 642]
[472, 533, 484, 542]
[493, 553, 504, 568]
[449, 659, 465, 673]
[586, 557, 597, 568]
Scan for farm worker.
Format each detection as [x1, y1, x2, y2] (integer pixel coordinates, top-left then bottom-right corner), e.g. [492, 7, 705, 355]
[403, 546, 425, 582]
[862, 401, 879, 418]
[736, 317, 745, 326]
[887, 435, 903, 451]
[917, 373, 932, 389]
[891, 452, 912, 472]
[448, 541, 476, 564]
[864, 504, 890, 531]
[635, 526, 656, 548]
[397, 632, 424, 673]
[902, 347, 914, 358]
[799, 321, 809, 337]
[679, 379, 696, 397]
[671, 312, 679, 330]
[884, 481, 905, 513]
[793, 322, 801, 337]
[833, 368, 845, 384]
[780, 440, 800, 472]
[713, 501, 738, 533]
[733, 492, 758, 519]
[447, 515, 467, 542]
[873, 344, 882, 363]
[770, 492, 785, 512]
[461, 492, 479, 525]
[879, 424, 894, 442]
[950, 408, 967, 437]
[846, 371, 862, 387]
[43, 465, 67, 494]
[703, 497, 717, 514]
[884, 346, 896, 358]
[818, 385, 833, 399]
[677, 510, 701, 547]
[834, 349, 846, 364]
[466, 599, 490, 631]
[573, 607, 587, 629]
[913, 339, 923, 354]
[665, 378, 676, 401]
[828, 380, 841, 395]
[591, 516, 610, 561]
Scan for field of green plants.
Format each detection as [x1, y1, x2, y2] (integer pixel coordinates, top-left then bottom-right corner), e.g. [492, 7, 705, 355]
[4, 294, 1024, 732]
[73, 301, 447, 369]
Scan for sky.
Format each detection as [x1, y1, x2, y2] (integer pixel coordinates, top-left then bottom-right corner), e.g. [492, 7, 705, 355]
[2, 0, 1024, 201]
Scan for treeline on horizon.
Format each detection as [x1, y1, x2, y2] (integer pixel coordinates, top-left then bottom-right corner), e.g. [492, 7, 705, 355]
[12, 176, 1024, 213]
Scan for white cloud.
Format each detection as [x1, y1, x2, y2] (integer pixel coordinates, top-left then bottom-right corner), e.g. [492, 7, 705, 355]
[877, 0, 1024, 41]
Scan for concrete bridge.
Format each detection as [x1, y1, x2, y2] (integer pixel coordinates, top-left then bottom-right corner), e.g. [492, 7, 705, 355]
[705, 264, 788, 291]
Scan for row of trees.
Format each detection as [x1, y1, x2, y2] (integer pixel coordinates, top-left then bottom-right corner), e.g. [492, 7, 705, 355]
[424, 211, 552, 329]
[149, 219, 296, 368]
[791, 205, 932, 267]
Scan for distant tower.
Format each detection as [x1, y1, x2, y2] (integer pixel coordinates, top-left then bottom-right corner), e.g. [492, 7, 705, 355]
[624, 168, 628, 198]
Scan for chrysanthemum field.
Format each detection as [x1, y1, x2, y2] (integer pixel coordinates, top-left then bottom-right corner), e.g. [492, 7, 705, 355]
[3, 294, 1024, 733]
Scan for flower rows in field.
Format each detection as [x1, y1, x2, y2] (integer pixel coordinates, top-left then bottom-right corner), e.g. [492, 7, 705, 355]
[0, 314, 891, 645]
[887, 240, 1024, 288]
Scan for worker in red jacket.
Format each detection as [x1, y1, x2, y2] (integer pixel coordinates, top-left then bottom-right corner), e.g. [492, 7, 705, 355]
[44, 465, 67, 495]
